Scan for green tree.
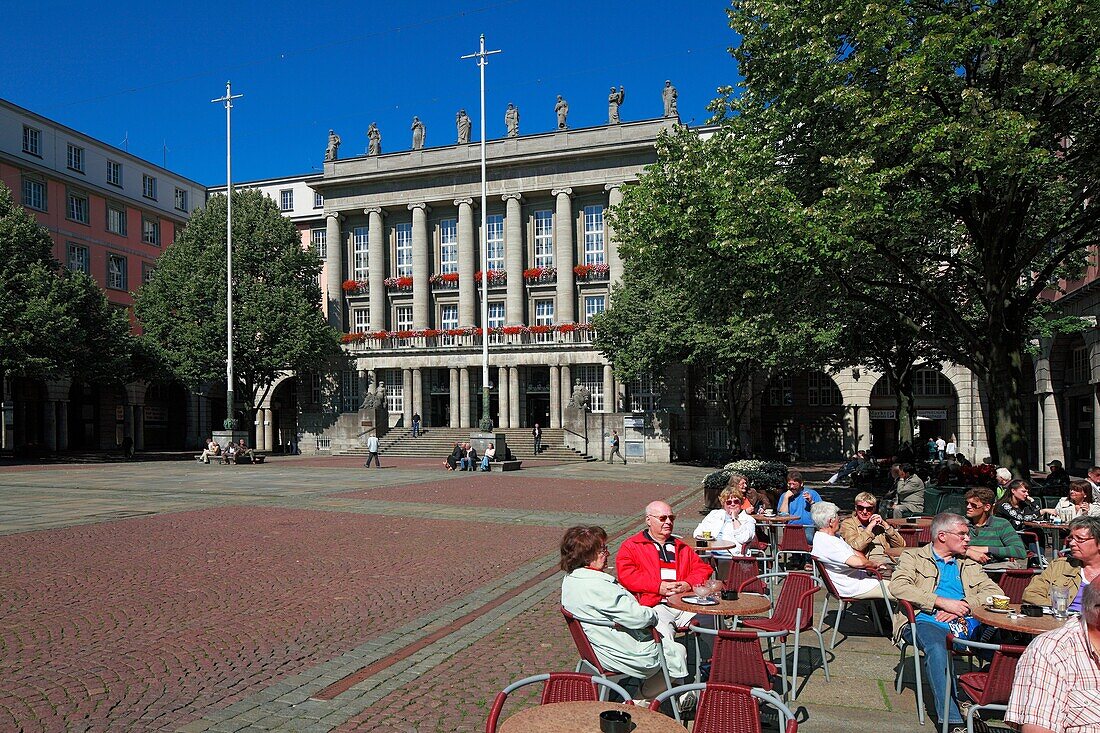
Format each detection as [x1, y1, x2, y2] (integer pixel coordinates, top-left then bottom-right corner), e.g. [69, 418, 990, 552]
[0, 183, 134, 385]
[717, 0, 1100, 474]
[134, 189, 342, 421]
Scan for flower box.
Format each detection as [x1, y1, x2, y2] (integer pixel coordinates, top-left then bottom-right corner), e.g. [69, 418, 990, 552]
[573, 263, 610, 280]
[475, 270, 507, 286]
[384, 276, 414, 290]
[342, 279, 369, 294]
[429, 273, 459, 288]
[523, 266, 556, 284]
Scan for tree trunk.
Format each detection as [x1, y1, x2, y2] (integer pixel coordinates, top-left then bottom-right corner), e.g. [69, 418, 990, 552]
[983, 343, 1031, 478]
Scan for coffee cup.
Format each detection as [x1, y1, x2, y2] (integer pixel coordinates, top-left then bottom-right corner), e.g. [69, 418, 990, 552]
[764, 509, 775, 516]
[985, 594, 1010, 611]
[599, 710, 631, 733]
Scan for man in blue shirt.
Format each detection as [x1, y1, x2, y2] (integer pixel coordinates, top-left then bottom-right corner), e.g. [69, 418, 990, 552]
[777, 470, 822, 543]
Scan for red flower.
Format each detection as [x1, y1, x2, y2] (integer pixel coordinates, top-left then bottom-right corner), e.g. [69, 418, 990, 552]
[573, 264, 594, 277]
[558, 323, 578, 333]
[423, 329, 442, 337]
[501, 325, 527, 335]
[394, 330, 416, 339]
[529, 325, 551, 334]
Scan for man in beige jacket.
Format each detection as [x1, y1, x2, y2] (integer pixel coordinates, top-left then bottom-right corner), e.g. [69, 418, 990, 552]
[839, 491, 906, 565]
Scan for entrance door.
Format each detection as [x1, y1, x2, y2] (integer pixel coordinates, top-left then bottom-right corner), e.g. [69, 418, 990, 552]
[430, 394, 449, 428]
[527, 395, 551, 429]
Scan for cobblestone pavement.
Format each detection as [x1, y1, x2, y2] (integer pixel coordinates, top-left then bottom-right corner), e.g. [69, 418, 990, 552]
[0, 457, 937, 732]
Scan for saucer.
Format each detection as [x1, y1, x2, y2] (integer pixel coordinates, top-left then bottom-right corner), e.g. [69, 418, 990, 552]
[682, 596, 718, 606]
[984, 605, 1011, 614]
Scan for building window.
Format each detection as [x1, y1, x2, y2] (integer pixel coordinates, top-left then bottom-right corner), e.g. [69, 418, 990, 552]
[574, 365, 605, 412]
[352, 226, 369, 281]
[174, 187, 188, 212]
[340, 370, 360, 413]
[583, 205, 606, 265]
[67, 243, 90, 274]
[106, 202, 127, 235]
[279, 189, 294, 211]
[142, 175, 157, 200]
[488, 302, 505, 344]
[380, 369, 403, 414]
[142, 262, 156, 284]
[309, 372, 323, 405]
[314, 192, 324, 208]
[395, 305, 413, 332]
[769, 376, 794, 407]
[912, 368, 952, 397]
[440, 304, 458, 345]
[534, 210, 554, 268]
[311, 228, 327, 259]
[708, 426, 729, 451]
[583, 295, 606, 324]
[352, 308, 371, 333]
[107, 253, 127, 290]
[487, 214, 504, 270]
[22, 126, 41, 156]
[67, 144, 85, 173]
[534, 299, 554, 343]
[440, 219, 458, 274]
[629, 374, 659, 412]
[142, 217, 161, 245]
[106, 160, 122, 186]
[21, 177, 46, 211]
[395, 222, 413, 277]
[1070, 346, 1089, 384]
[807, 371, 841, 407]
[66, 190, 89, 223]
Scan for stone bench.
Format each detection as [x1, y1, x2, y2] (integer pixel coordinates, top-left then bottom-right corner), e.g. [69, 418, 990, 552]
[489, 460, 522, 472]
[195, 454, 265, 465]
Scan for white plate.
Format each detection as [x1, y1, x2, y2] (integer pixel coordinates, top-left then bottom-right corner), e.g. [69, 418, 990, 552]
[682, 596, 718, 605]
[983, 605, 1011, 614]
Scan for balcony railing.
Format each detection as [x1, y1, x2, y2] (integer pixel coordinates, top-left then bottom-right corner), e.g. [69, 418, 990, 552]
[341, 325, 596, 351]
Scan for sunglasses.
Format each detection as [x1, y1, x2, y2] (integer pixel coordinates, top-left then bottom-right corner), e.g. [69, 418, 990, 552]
[855, 505, 875, 511]
[647, 514, 676, 523]
[724, 500, 740, 506]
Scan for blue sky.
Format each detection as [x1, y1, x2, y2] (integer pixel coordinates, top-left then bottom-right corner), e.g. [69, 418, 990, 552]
[1, 0, 741, 185]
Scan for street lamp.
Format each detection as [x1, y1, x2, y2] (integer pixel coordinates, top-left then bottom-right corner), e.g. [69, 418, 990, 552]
[461, 35, 502, 432]
[212, 81, 243, 430]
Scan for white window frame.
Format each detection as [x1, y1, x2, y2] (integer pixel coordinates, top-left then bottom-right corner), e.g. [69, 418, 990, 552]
[142, 262, 156, 284]
[395, 223, 413, 277]
[440, 219, 458, 274]
[440, 304, 459, 345]
[106, 253, 127, 290]
[67, 144, 85, 173]
[340, 370, 360, 413]
[311, 228, 327, 259]
[314, 191, 324, 208]
[352, 308, 371, 333]
[142, 216, 160, 246]
[486, 214, 504, 271]
[67, 243, 90, 274]
[352, 226, 369, 281]
[142, 174, 157, 200]
[583, 205, 606, 265]
[488, 302, 505, 344]
[106, 202, 127, 236]
[22, 126, 41, 156]
[629, 374, 659, 412]
[174, 187, 188, 212]
[67, 190, 89, 223]
[22, 177, 46, 211]
[583, 295, 606, 324]
[382, 369, 404, 414]
[534, 299, 554, 343]
[574, 365, 605, 412]
[279, 189, 294, 211]
[106, 160, 122, 186]
[395, 305, 413, 332]
[533, 210, 554, 268]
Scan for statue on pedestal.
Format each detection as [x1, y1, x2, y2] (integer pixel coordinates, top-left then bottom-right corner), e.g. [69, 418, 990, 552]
[608, 86, 625, 124]
[456, 109, 471, 144]
[568, 380, 591, 410]
[361, 381, 387, 409]
[367, 123, 382, 156]
[411, 117, 425, 150]
[555, 95, 569, 130]
[662, 80, 679, 118]
[324, 129, 341, 161]
[505, 103, 519, 137]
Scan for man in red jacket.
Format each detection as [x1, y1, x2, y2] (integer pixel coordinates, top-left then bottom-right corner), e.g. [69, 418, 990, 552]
[616, 501, 714, 654]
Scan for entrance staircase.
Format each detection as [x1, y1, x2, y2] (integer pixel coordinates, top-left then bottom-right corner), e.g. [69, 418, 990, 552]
[336, 427, 594, 462]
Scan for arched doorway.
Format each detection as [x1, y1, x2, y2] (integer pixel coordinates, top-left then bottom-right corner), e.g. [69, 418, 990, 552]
[869, 368, 959, 456]
[143, 381, 188, 449]
[68, 381, 101, 450]
[11, 377, 45, 452]
[269, 377, 298, 453]
[758, 370, 845, 459]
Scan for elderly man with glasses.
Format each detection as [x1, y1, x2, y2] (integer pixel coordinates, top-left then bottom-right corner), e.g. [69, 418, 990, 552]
[617, 501, 714, 666]
[1023, 516, 1100, 612]
[1005, 581, 1100, 733]
[839, 492, 906, 566]
[889, 512, 1002, 733]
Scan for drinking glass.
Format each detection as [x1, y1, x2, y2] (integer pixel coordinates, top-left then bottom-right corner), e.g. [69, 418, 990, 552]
[1051, 586, 1071, 619]
[692, 584, 710, 600]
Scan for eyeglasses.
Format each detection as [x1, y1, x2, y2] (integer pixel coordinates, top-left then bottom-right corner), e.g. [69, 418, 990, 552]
[942, 530, 971, 538]
[1067, 535, 1096, 545]
[724, 500, 740, 506]
[855, 505, 875, 511]
[965, 501, 986, 509]
[647, 514, 676, 523]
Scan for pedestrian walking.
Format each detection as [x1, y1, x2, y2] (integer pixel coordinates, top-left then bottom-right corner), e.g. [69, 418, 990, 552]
[364, 434, 381, 468]
[608, 430, 626, 464]
[532, 423, 542, 454]
[412, 413, 421, 437]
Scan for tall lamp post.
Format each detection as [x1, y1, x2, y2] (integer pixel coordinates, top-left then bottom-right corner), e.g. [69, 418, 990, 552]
[212, 81, 243, 430]
[461, 35, 502, 431]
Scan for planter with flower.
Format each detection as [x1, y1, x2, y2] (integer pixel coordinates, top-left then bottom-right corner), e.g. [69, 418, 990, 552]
[384, 276, 414, 292]
[342, 279, 369, 295]
[474, 270, 507, 286]
[573, 263, 610, 281]
[523, 266, 556, 284]
[429, 273, 459, 289]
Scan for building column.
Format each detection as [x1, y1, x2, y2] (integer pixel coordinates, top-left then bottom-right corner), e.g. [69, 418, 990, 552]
[400, 368, 413, 429]
[365, 208, 386, 331]
[1040, 391, 1065, 467]
[263, 408, 274, 452]
[449, 368, 460, 427]
[561, 364, 572, 426]
[57, 400, 69, 451]
[409, 203, 431, 329]
[509, 366, 521, 428]
[498, 367, 510, 429]
[552, 188, 575, 323]
[412, 368, 424, 421]
[459, 367, 471, 428]
[254, 408, 266, 451]
[502, 193, 525, 324]
[42, 400, 57, 451]
[605, 183, 624, 284]
[325, 212, 344, 331]
[456, 198, 476, 327]
[123, 403, 134, 443]
[549, 366, 561, 429]
[602, 365, 614, 414]
[134, 406, 144, 451]
[856, 405, 871, 451]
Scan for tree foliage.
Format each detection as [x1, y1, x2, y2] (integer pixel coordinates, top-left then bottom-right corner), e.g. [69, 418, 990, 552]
[0, 183, 134, 384]
[134, 189, 342, 408]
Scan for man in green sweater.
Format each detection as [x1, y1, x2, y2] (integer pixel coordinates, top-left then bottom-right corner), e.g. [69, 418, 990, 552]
[964, 487, 1027, 570]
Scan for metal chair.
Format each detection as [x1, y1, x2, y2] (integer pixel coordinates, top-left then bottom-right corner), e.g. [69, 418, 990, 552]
[485, 672, 633, 733]
[897, 526, 931, 546]
[893, 599, 927, 725]
[812, 558, 891, 648]
[941, 635, 1027, 733]
[738, 571, 829, 700]
[650, 682, 798, 733]
[558, 606, 680, 721]
[996, 568, 1038, 604]
[722, 555, 769, 596]
[775, 525, 815, 576]
[689, 621, 788, 697]
[1016, 530, 1047, 569]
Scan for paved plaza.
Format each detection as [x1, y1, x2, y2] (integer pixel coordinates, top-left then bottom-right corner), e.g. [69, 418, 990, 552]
[0, 456, 932, 732]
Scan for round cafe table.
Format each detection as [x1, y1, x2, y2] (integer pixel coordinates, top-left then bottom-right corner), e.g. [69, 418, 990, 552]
[886, 517, 933, 529]
[1023, 520, 1071, 562]
[666, 591, 772, 617]
[971, 603, 1073, 635]
[692, 540, 736, 554]
[497, 701, 688, 733]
